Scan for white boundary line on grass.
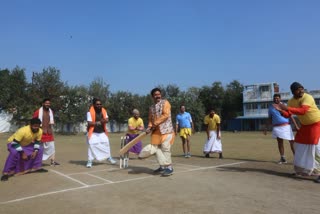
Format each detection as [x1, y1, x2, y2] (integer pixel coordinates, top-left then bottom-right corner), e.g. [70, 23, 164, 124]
[50, 169, 88, 186]
[86, 173, 114, 183]
[0, 161, 246, 205]
[176, 161, 247, 173]
[67, 168, 120, 176]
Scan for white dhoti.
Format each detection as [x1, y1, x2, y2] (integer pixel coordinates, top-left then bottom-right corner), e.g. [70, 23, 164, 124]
[139, 133, 173, 166]
[315, 144, 320, 174]
[203, 130, 222, 153]
[87, 133, 111, 161]
[294, 141, 320, 176]
[42, 141, 55, 161]
[272, 125, 294, 140]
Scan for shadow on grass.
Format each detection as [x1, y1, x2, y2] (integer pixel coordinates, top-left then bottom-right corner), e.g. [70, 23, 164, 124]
[126, 165, 155, 175]
[68, 160, 113, 167]
[223, 157, 273, 163]
[217, 166, 317, 181]
[171, 155, 272, 163]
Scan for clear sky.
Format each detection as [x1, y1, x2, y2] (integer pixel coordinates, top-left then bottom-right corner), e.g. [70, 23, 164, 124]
[1, 0, 320, 95]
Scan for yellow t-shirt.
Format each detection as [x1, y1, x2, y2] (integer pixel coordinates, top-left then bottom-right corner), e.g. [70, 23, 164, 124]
[8, 125, 43, 147]
[204, 114, 221, 131]
[127, 117, 144, 134]
[288, 93, 320, 125]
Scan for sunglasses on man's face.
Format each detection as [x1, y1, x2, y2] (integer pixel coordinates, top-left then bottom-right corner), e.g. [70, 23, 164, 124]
[95, 103, 102, 106]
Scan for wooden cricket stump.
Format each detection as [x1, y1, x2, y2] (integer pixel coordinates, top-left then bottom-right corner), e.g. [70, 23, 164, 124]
[120, 136, 129, 169]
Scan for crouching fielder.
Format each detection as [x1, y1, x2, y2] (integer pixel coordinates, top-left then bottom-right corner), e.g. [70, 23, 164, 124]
[203, 109, 223, 159]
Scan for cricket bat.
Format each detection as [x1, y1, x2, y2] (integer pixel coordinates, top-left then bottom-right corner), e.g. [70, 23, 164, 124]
[119, 132, 147, 156]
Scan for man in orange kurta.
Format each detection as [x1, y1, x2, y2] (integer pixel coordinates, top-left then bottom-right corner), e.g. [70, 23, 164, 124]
[138, 88, 175, 176]
[86, 98, 116, 168]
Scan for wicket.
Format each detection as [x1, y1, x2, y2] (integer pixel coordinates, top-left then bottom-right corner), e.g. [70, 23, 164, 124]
[120, 136, 129, 168]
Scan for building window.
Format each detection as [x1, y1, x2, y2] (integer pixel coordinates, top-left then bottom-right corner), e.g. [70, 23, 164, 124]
[246, 103, 258, 110]
[260, 85, 270, 92]
[260, 103, 269, 109]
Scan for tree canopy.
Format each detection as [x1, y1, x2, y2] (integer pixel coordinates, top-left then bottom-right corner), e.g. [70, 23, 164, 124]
[0, 67, 244, 132]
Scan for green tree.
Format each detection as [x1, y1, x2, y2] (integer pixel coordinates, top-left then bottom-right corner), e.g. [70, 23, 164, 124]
[0, 69, 11, 109]
[0, 67, 30, 124]
[162, 84, 181, 120]
[31, 67, 65, 102]
[222, 80, 244, 120]
[108, 91, 140, 132]
[88, 77, 110, 105]
[199, 81, 225, 115]
[138, 94, 153, 128]
[30, 67, 66, 116]
[57, 85, 90, 133]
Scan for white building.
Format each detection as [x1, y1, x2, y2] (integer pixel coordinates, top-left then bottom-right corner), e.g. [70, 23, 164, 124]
[234, 82, 320, 131]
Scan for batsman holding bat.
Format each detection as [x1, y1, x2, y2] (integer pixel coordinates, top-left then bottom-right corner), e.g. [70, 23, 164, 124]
[138, 87, 175, 176]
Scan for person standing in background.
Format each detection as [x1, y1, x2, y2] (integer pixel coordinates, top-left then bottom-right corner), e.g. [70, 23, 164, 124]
[86, 98, 116, 168]
[126, 109, 145, 157]
[33, 98, 60, 166]
[203, 109, 223, 159]
[267, 94, 295, 164]
[175, 105, 194, 158]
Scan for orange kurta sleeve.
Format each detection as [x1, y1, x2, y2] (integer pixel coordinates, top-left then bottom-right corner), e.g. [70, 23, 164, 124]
[288, 105, 310, 115]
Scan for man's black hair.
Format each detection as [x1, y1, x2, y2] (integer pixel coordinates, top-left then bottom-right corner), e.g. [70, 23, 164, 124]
[42, 98, 50, 103]
[290, 82, 304, 94]
[273, 93, 281, 98]
[150, 88, 161, 96]
[92, 98, 101, 104]
[31, 118, 42, 125]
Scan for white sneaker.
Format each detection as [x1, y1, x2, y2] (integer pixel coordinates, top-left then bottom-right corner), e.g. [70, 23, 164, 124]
[107, 157, 117, 165]
[86, 160, 92, 168]
[278, 157, 287, 164]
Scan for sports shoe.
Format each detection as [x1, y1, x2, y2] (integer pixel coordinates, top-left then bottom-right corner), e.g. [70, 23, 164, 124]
[153, 167, 165, 174]
[205, 153, 210, 158]
[162, 168, 174, 176]
[314, 176, 320, 183]
[187, 152, 191, 158]
[278, 157, 287, 164]
[107, 157, 117, 165]
[184, 153, 188, 158]
[1, 175, 9, 181]
[51, 161, 60, 166]
[36, 168, 48, 173]
[86, 160, 93, 168]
